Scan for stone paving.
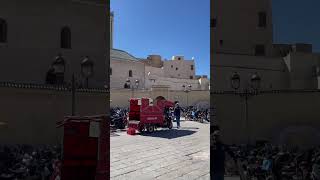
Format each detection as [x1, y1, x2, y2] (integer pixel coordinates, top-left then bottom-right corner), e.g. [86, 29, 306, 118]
[110, 119, 210, 180]
[225, 177, 241, 180]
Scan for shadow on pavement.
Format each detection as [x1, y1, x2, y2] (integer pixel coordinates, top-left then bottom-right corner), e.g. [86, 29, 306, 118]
[140, 129, 197, 139]
[110, 132, 120, 137]
[178, 127, 199, 130]
[110, 128, 126, 137]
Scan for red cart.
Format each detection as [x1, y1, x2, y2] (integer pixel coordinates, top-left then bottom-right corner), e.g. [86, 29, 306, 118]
[127, 97, 174, 134]
[54, 115, 109, 180]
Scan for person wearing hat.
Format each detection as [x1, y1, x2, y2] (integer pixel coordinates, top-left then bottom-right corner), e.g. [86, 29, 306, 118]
[174, 102, 181, 128]
[212, 130, 237, 180]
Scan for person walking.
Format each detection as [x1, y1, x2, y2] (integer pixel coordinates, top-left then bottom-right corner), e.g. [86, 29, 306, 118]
[174, 102, 181, 128]
[205, 109, 209, 122]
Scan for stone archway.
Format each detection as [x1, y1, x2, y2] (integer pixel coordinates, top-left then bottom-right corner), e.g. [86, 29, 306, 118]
[155, 96, 166, 101]
[154, 96, 166, 105]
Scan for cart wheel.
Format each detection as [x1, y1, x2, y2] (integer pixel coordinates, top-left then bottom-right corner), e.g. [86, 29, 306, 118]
[168, 121, 173, 129]
[146, 125, 154, 133]
[139, 126, 144, 133]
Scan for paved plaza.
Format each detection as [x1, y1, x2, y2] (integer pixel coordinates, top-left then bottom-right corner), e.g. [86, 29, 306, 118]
[110, 119, 210, 180]
[225, 177, 240, 180]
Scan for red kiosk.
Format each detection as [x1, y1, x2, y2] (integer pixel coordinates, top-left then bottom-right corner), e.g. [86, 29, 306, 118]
[55, 115, 109, 180]
[127, 97, 174, 134]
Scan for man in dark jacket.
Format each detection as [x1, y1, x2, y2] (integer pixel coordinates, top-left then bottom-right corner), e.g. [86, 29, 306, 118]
[211, 130, 237, 180]
[174, 102, 181, 128]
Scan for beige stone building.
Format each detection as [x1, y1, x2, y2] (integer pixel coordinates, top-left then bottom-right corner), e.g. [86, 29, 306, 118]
[110, 12, 209, 107]
[0, 0, 108, 144]
[211, 0, 320, 147]
[0, 0, 108, 88]
[211, 0, 320, 91]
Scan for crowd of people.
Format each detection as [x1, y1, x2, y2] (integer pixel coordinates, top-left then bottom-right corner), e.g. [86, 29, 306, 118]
[236, 144, 320, 180]
[0, 144, 61, 180]
[181, 106, 210, 122]
[212, 129, 320, 180]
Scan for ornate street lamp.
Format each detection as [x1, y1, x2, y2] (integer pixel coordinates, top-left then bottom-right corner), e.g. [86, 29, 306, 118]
[51, 54, 94, 115]
[125, 78, 131, 89]
[81, 56, 94, 88]
[135, 79, 139, 88]
[52, 54, 65, 73]
[231, 72, 240, 90]
[182, 84, 192, 91]
[182, 84, 192, 106]
[230, 72, 261, 145]
[125, 79, 139, 97]
[52, 54, 66, 84]
[251, 73, 261, 91]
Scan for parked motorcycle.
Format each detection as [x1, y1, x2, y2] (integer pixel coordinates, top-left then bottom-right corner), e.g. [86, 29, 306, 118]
[0, 145, 61, 180]
[110, 108, 128, 129]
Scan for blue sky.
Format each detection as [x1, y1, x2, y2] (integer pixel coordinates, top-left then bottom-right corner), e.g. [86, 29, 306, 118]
[272, 0, 320, 52]
[110, 0, 210, 77]
[111, 0, 320, 78]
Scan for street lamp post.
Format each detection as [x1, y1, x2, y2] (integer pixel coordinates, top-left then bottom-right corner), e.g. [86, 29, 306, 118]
[182, 84, 192, 107]
[71, 73, 76, 116]
[52, 54, 65, 84]
[231, 72, 261, 145]
[81, 56, 94, 88]
[52, 54, 94, 116]
[125, 79, 139, 98]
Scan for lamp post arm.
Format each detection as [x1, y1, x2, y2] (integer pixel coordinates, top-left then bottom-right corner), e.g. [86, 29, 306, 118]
[71, 73, 76, 116]
[131, 86, 134, 98]
[86, 77, 89, 88]
[245, 92, 249, 144]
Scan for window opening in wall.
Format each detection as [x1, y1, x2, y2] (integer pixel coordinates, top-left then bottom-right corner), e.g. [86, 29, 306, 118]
[190, 76, 193, 79]
[255, 45, 265, 56]
[191, 65, 194, 70]
[129, 70, 132, 77]
[178, 57, 181, 60]
[176, 67, 178, 70]
[0, 18, 7, 43]
[258, 12, 267, 28]
[219, 40, 223, 46]
[61, 26, 71, 49]
[171, 65, 173, 68]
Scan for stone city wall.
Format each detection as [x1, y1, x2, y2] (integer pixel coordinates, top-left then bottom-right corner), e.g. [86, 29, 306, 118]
[0, 85, 108, 145]
[212, 90, 320, 147]
[110, 89, 209, 108]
